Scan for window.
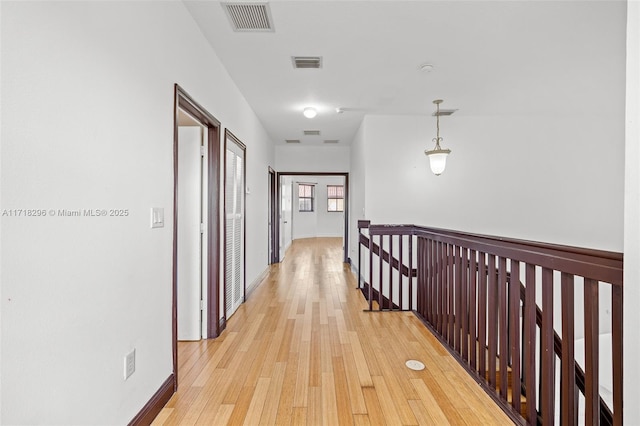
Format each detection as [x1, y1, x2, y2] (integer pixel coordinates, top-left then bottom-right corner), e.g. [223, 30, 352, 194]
[327, 185, 344, 212]
[298, 184, 314, 212]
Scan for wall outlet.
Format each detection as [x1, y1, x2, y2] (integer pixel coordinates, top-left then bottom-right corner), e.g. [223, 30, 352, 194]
[124, 349, 136, 380]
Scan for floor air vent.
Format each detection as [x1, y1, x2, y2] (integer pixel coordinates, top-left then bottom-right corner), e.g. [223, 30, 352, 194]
[223, 3, 274, 32]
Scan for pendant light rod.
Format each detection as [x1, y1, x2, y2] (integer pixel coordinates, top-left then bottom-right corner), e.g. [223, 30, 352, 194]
[433, 99, 443, 149]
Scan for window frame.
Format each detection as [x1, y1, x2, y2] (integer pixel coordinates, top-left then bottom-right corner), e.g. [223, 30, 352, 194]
[298, 183, 315, 212]
[327, 184, 344, 212]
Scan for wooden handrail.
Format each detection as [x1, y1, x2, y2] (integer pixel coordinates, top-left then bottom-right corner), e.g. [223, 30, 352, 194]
[371, 224, 622, 285]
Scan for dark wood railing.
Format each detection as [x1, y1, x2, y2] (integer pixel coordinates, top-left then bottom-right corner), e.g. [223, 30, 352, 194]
[357, 221, 623, 425]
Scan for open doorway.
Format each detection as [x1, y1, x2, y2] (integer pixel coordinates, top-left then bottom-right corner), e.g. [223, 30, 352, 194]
[275, 172, 349, 263]
[176, 111, 206, 341]
[172, 84, 222, 388]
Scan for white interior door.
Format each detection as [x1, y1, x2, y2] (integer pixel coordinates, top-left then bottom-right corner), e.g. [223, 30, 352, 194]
[225, 139, 245, 319]
[279, 176, 293, 260]
[177, 125, 203, 341]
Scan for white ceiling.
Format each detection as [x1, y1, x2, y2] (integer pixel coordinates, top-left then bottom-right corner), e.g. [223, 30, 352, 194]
[183, 0, 626, 146]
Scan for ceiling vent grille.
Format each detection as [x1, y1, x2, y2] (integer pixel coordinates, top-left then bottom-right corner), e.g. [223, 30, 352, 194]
[285, 139, 300, 144]
[303, 130, 321, 136]
[433, 109, 457, 116]
[223, 3, 274, 32]
[323, 140, 339, 144]
[292, 56, 322, 69]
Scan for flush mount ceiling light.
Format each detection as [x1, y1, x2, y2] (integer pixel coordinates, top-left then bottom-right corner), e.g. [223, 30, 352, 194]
[424, 99, 452, 176]
[303, 107, 317, 118]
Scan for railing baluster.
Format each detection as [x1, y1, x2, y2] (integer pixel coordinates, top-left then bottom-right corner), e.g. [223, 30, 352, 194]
[469, 249, 478, 371]
[561, 272, 576, 426]
[368, 231, 373, 311]
[439, 241, 445, 335]
[584, 278, 599, 426]
[420, 237, 426, 316]
[455, 245, 462, 353]
[498, 256, 508, 399]
[442, 243, 448, 340]
[383, 235, 392, 311]
[461, 247, 469, 363]
[378, 235, 384, 311]
[524, 264, 537, 424]
[409, 235, 414, 312]
[487, 254, 498, 389]
[398, 235, 403, 310]
[509, 260, 521, 413]
[478, 252, 487, 380]
[541, 267, 555, 424]
[612, 284, 623, 426]
[408, 234, 416, 309]
[446, 244, 456, 347]
[431, 239, 437, 327]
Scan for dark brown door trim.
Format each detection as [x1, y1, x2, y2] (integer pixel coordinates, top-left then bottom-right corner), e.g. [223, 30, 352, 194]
[268, 167, 278, 264]
[275, 172, 349, 264]
[173, 84, 222, 390]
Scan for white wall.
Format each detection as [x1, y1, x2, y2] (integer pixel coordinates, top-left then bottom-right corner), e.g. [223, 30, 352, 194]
[275, 145, 350, 172]
[624, 0, 640, 423]
[349, 122, 366, 269]
[358, 113, 624, 252]
[292, 176, 345, 240]
[0, 2, 274, 424]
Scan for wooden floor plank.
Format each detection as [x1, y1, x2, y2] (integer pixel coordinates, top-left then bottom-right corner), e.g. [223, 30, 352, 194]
[259, 362, 286, 425]
[154, 237, 513, 425]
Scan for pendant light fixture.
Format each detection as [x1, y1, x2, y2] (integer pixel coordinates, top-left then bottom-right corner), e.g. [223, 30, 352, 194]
[424, 99, 451, 176]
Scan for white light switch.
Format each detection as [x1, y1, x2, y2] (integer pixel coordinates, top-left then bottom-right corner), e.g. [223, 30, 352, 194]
[151, 207, 164, 228]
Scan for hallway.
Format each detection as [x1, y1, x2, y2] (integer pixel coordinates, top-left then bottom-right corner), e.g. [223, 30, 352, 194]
[153, 237, 512, 425]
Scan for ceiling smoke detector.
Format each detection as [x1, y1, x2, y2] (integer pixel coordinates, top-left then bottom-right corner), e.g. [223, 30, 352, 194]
[419, 63, 435, 73]
[222, 2, 274, 32]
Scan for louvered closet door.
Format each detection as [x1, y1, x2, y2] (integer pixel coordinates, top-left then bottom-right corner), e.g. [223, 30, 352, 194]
[225, 140, 245, 319]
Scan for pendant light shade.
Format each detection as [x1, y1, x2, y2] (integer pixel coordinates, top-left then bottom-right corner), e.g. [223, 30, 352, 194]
[426, 149, 450, 175]
[424, 99, 451, 176]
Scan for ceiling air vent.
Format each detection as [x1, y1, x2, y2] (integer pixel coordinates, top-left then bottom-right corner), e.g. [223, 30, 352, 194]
[222, 3, 274, 32]
[432, 109, 457, 116]
[285, 139, 300, 144]
[303, 130, 321, 136]
[323, 140, 339, 144]
[292, 56, 322, 69]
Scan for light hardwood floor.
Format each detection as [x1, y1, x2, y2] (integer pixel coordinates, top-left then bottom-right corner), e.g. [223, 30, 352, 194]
[153, 237, 513, 425]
